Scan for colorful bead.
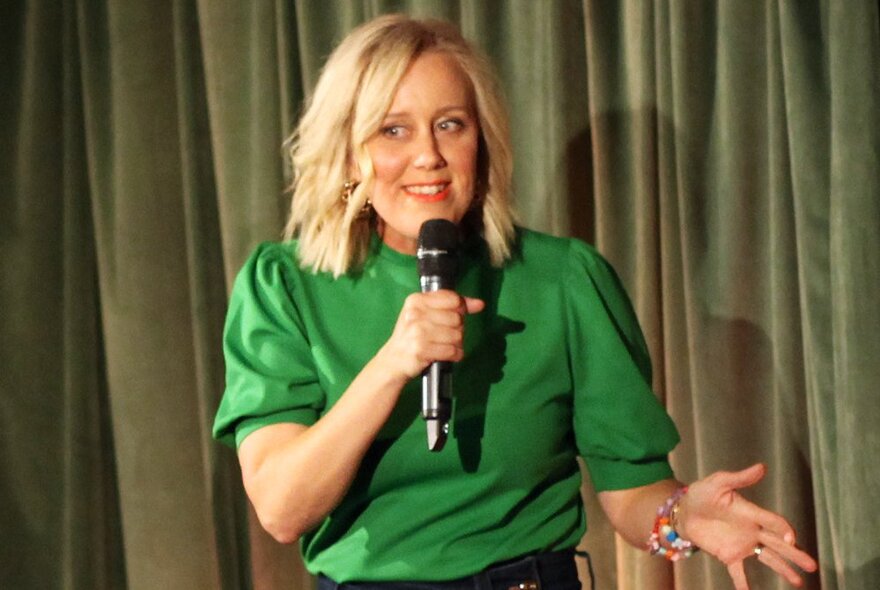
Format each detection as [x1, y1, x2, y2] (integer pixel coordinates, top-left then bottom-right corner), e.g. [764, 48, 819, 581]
[647, 486, 698, 561]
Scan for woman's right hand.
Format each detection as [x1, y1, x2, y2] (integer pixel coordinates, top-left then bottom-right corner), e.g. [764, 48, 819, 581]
[376, 290, 485, 382]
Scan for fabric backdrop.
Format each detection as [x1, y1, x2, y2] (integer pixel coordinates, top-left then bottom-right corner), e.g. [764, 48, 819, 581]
[2, 1, 878, 589]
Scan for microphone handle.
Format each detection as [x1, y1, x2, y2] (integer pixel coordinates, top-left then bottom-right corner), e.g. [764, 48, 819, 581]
[422, 361, 452, 420]
[420, 273, 453, 451]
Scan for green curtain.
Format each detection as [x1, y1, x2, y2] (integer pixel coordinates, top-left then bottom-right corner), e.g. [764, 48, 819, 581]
[2, 1, 878, 589]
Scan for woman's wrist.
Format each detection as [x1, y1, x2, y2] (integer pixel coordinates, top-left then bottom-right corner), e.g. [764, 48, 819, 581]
[368, 345, 415, 392]
[647, 486, 698, 561]
[672, 486, 691, 540]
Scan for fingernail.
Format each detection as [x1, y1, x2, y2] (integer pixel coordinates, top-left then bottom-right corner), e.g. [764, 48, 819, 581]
[784, 532, 794, 544]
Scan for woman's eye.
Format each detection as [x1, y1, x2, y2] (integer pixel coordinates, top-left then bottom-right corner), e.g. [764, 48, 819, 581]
[381, 125, 405, 138]
[437, 118, 464, 132]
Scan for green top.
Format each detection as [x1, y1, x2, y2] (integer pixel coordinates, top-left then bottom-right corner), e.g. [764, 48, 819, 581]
[213, 228, 679, 582]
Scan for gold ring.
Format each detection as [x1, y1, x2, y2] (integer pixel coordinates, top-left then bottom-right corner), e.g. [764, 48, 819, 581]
[754, 544, 764, 557]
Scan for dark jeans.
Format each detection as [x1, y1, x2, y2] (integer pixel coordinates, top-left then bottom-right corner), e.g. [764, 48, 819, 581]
[317, 549, 592, 590]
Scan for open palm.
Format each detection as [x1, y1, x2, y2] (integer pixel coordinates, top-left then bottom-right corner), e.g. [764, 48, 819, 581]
[681, 463, 818, 589]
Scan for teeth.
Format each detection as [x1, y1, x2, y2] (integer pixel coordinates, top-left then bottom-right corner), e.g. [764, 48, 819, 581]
[406, 184, 447, 195]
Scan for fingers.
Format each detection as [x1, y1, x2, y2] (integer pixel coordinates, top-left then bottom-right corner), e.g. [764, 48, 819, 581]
[410, 306, 463, 329]
[385, 292, 482, 377]
[729, 546, 812, 590]
[727, 561, 750, 590]
[405, 292, 482, 327]
[713, 463, 766, 491]
[758, 531, 818, 574]
[735, 496, 816, 572]
[463, 296, 485, 314]
[754, 545, 807, 588]
[728, 542, 816, 590]
[734, 498, 795, 541]
[732, 489, 818, 580]
[419, 290, 484, 314]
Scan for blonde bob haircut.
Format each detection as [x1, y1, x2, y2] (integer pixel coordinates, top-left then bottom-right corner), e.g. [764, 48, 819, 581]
[283, 14, 516, 276]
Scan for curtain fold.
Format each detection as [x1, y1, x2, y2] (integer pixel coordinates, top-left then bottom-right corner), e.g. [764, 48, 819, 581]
[812, 2, 880, 587]
[61, 1, 128, 588]
[78, 0, 224, 586]
[2, 1, 878, 589]
[171, 1, 253, 589]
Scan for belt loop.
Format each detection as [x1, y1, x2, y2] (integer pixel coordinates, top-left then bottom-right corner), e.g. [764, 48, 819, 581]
[316, 575, 339, 590]
[575, 549, 595, 590]
[475, 567, 492, 590]
[529, 553, 542, 590]
[502, 554, 541, 590]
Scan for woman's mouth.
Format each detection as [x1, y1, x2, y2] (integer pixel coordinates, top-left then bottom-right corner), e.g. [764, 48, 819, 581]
[404, 183, 450, 202]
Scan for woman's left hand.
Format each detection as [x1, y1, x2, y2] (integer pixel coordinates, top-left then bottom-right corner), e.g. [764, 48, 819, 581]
[679, 463, 818, 589]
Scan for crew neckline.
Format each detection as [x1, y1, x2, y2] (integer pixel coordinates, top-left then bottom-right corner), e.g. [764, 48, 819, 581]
[371, 232, 417, 267]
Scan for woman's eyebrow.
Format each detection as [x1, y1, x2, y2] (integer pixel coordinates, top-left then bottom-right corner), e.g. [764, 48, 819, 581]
[383, 105, 471, 119]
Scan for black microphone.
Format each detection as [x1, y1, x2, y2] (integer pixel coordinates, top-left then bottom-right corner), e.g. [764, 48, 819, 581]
[417, 219, 460, 452]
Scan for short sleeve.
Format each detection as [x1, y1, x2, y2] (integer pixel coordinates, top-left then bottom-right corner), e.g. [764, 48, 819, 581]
[212, 242, 325, 448]
[565, 240, 680, 491]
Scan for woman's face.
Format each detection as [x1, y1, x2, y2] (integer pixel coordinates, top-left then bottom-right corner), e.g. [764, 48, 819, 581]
[365, 50, 479, 254]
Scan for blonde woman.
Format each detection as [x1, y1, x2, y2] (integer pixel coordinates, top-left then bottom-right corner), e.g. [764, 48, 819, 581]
[213, 15, 816, 590]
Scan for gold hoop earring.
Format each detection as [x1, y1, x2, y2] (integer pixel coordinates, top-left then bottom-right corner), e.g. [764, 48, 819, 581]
[341, 181, 371, 216]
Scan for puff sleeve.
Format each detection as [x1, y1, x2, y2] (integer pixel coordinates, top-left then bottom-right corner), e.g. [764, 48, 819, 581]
[565, 240, 680, 491]
[212, 243, 324, 448]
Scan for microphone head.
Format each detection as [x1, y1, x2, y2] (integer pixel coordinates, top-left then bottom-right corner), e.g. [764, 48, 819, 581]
[417, 219, 459, 282]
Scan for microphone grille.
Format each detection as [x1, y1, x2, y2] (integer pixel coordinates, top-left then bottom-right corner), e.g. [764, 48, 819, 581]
[417, 219, 459, 255]
[417, 219, 459, 280]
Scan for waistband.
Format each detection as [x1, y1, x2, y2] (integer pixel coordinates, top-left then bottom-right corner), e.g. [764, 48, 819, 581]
[317, 549, 585, 590]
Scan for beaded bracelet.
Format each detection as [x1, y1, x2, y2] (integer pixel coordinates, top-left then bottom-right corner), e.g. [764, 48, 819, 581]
[647, 486, 698, 562]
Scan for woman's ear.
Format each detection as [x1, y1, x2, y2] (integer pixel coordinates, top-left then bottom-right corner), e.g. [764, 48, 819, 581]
[346, 150, 364, 183]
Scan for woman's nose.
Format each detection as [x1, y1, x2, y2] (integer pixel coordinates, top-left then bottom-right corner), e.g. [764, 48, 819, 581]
[412, 133, 446, 169]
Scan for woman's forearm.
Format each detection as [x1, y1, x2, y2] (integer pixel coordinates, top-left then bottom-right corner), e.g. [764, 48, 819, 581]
[597, 478, 683, 549]
[238, 291, 482, 543]
[238, 349, 410, 543]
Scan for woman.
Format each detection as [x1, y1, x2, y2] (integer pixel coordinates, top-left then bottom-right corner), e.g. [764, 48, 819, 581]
[213, 14, 817, 590]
